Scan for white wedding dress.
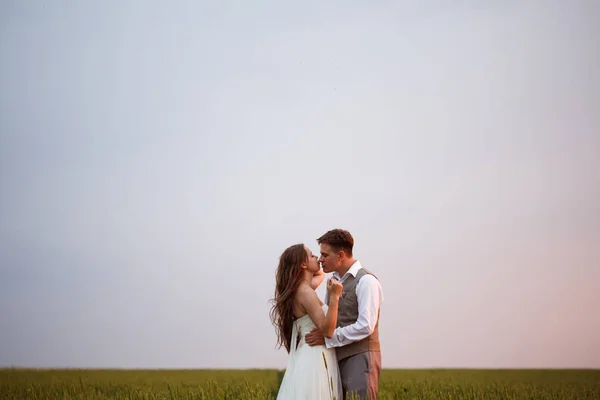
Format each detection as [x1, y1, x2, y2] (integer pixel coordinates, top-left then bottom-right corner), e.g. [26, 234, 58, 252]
[276, 304, 343, 399]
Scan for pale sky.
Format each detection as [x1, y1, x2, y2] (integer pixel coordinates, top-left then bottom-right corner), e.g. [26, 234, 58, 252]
[1, 1, 599, 369]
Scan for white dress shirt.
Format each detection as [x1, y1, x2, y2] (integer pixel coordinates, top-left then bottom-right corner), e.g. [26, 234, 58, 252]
[325, 260, 383, 348]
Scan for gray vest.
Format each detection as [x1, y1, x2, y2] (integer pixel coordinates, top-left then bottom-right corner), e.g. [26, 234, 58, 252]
[335, 267, 381, 361]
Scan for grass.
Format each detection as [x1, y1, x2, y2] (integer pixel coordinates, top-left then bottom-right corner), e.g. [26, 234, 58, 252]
[1, 368, 598, 399]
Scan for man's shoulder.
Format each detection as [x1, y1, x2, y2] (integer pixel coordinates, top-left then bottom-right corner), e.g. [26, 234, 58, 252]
[357, 267, 378, 280]
[356, 269, 382, 293]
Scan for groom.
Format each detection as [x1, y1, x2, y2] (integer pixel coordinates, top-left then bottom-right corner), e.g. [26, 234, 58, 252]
[306, 229, 383, 400]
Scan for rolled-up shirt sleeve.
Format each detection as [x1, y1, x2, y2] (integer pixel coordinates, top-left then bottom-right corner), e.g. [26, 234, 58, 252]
[325, 274, 383, 348]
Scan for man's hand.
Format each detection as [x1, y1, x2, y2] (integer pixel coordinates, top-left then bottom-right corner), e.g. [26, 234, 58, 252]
[305, 328, 325, 346]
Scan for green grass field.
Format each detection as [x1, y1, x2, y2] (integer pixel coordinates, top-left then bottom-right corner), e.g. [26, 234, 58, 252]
[1, 368, 599, 399]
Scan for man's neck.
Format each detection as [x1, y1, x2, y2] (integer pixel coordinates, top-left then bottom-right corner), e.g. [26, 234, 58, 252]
[337, 258, 356, 277]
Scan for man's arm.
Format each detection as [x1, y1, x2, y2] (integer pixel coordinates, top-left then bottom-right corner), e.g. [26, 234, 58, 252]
[324, 275, 383, 348]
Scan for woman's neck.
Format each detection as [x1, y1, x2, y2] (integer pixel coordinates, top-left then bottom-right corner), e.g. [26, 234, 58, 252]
[300, 269, 313, 285]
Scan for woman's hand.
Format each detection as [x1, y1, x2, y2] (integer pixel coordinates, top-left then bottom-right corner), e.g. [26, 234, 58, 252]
[310, 269, 325, 290]
[327, 277, 343, 299]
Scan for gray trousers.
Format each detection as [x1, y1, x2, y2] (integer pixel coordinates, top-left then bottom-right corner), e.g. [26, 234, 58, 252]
[338, 351, 381, 400]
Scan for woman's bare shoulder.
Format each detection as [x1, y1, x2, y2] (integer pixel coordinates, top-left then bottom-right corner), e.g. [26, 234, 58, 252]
[295, 282, 314, 297]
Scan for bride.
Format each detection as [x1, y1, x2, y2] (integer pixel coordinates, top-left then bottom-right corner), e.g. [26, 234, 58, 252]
[270, 243, 343, 399]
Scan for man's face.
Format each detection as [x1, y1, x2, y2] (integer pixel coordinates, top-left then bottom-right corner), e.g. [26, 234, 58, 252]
[319, 243, 340, 274]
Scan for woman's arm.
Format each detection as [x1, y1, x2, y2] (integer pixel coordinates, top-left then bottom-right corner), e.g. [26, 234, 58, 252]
[298, 280, 342, 338]
[310, 269, 325, 290]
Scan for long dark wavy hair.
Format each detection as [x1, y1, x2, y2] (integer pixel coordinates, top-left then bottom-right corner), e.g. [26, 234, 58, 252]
[269, 243, 308, 353]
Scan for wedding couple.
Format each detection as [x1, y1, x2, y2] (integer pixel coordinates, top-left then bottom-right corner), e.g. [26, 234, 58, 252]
[270, 229, 383, 399]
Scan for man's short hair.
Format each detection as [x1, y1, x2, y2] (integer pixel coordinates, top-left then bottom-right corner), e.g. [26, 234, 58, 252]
[317, 229, 354, 257]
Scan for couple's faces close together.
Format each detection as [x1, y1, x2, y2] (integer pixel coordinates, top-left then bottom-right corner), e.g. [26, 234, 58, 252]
[302, 246, 321, 274]
[301, 244, 342, 274]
